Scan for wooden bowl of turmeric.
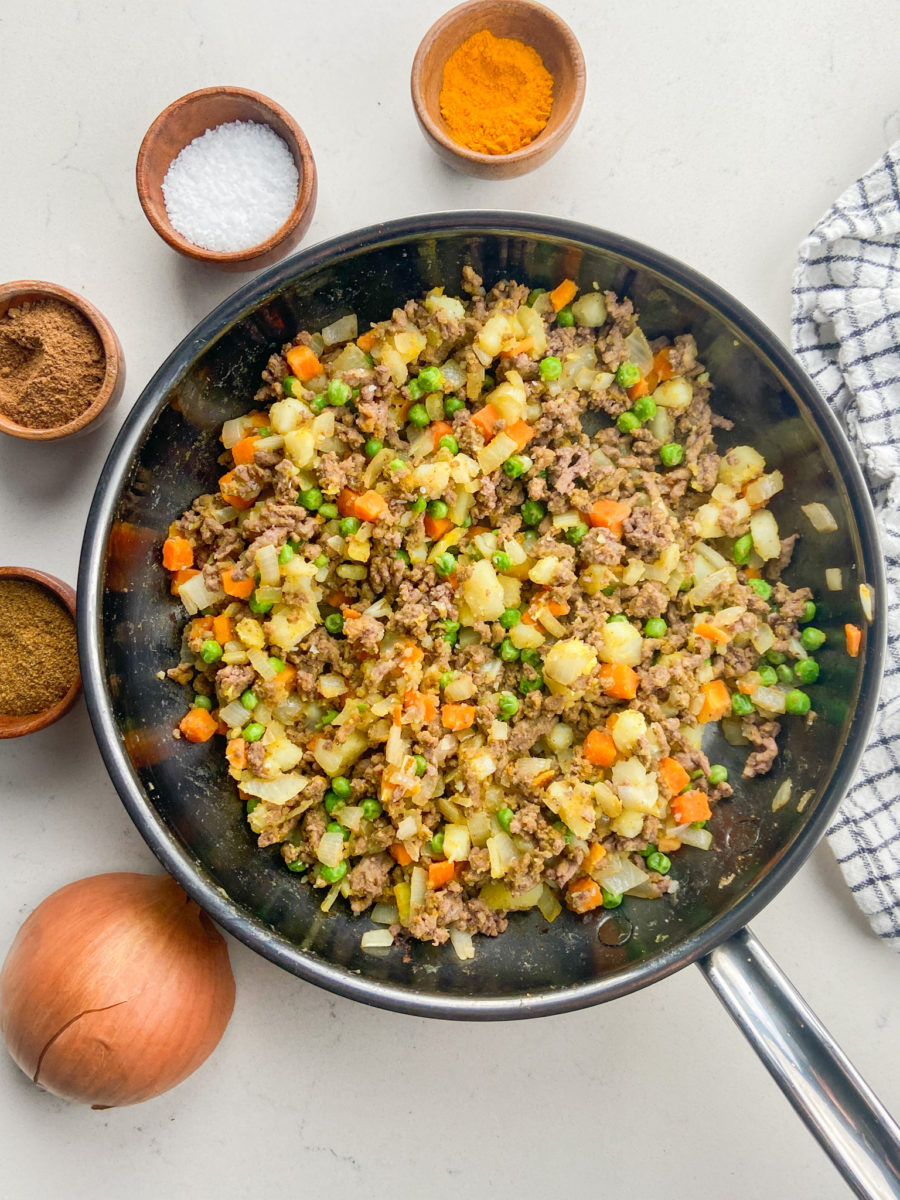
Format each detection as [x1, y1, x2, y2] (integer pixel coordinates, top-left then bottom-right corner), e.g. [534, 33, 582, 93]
[411, 0, 586, 179]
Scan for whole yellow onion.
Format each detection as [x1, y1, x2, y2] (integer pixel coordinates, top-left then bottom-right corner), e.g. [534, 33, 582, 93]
[0, 872, 235, 1108]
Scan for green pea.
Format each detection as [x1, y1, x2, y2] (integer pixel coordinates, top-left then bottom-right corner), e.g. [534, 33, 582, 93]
[395, 549, 411, 566]
[326, 379, 352, 407]
[777, 664, 794, 685]
[553, 820, 574, 844]
[785, 689, 811, 715]
[324, 613, 344, 636]
[497, 692, 519, 719]
[800, 626, 826, 652]
[482, 374, 495, 392]
[644, 618, 667, 638]
[361, 798, 382, 820]
[766, 649, 787, 665]
[617, 410, 641, 435]
[408, 403, 430, 427]
[527, 288, 546, 307]
[500, 638, 520, 662]
[731, 693, 754, 717]
[389, 458, 405, 472]
[439, 434, 459, 454]
[601, 889, 623, 909]
[757, 665, 778, 687]
[440, 619, 460, 645]
[331, 775, 352, 800]
[240, 690, 258, 711]
[298, 487, 323, 511]
[309, 395, 328, 415]
[520, 648, 542, 668]
[556, 307, 575, 327]
[794, 658, 820, 684]
[320, 709, 339, 727]
[246, 797, 260, 814]
[689, 768, 705, 780]
[800, 600, 817, 625]
[497, 806, 514, 832]
[521, 499, 545, 527]
[439, 671, 454, 689]
[539, 356, 562, 381]
[268, 656, 286, 674]
[200, 639, 223, 664]
[434, 553, 457, 577]
[243, 722, 265, 742]
[418, 366, 443, 393]
[632, 395, 657, 422]
[429, 830, 445, 855]
[324, 791, 344, 814]
[339, 516, 361, 537]
[364, 438, 383, 458]
[427, 499, 449, 519]
[287, 859, 308, 873]
[413, 754, 427, 777]
[282, 376, 300, 397]
[607, 613, 629, 623]
[411, 497, 427, 514]
[493, 551, 512, 572]
[319, 503, 339, 520]
[565, 522, 589, 546]
[327, 820, 351, 842]
[733, 534, 753, 565]
[503, 454, 529, 479]
[708, 764, 728, 785]
[319, 861, 348, 884]
[249, 592, 274, 615]
[499, 608, 521, 630]
[645, 851, 671, 875]
[314, 554, 329, 568]
[444, 395, 465, 416]
[690, 820, 708, 830]
[615, 361, 642, 389]
[518, 674, 543, 695]
[407, 377, 424, 402]
[278, 543, 295, 566]
[749, 578, 772, 601]
[660, 442, 685, 467]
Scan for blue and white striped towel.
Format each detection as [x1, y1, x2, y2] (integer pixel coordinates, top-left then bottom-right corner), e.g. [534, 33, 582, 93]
[792, 143, 900, 948]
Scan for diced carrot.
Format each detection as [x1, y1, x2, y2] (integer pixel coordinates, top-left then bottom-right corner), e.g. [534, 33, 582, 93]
[285, 343, 322, 381]
[231, 435, 259, 466]
[652, 348, 675, 381]
[244, 410, 271, 430]
[389, 843, 412, 866]
[428, 859, 456, 888]
[501, 337, 534, 358]
[269, 664, 297, 700]
[441, 703, 476, 731]
[356, 329, 378, 352]
[694, 621, 731, 645]
[626, 378, 650, 401]
[656, 836, 682, 854]
[327, 590, 349, 608]
[585, 498, 630, 537]
[225, 738, 248, 771]
[212, 614, 234, 645]
[170, 567, 199, 595]
[744, 566, 762, 579]
[504, 419, 536, 450]
[354, 490, 389, 523]
[697, 679, 730, 724]
[190, 616, 214, 642]
[400, 644, 424, 667]
[658, 756, 690, 796]
[471, 404, 498, 439]
[671, 789, 712, 825]
[178, 707, 218, 744]
[547, 599, 569, 616]
[404, 689, 437, 724]
[605, 712, 619, 731]
[737, 677, 758, 695]
[598, 663, 639, 700]
[549, 278, 578, 312]
[341, 607, 362, 621]
[162, 536, 194, 572]
[845, 623, 862, 658]
[566, 876, 604, 913]
[338, 487, 361, 518]
[218, 471, 253, 510]
[584, 728, 617, 767]
[584, 843, 607, 873]
[424, 514, 453, 540]
[221, 569, 255, 600]
[430, 420, 454, 450]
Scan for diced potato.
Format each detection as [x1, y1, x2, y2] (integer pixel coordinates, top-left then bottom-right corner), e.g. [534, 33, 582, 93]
[653, 377, 693, 410]
[266, 605, 316, 652]
[717, 444, 765, 488]
[612, 757, 659, 813]
[462, 558, 506, 621]
[598, 620, 643, 666]
[543, 638, 598, 687]
[393, 328, 427, 363]
[409, 461, 452, 497]
[236, 617, 266, 650]
[475, 314, 513, 359]
[744, 470, 784, 508]
[449, 490, 472, 525]
[580, 564, 616, 595]
[622, 558, 646, 586]
[528, 556, 561, 585]
[444, 673, 475, 702]
[486, 371, 527, 423]
[477, 430, 518, 475]
[509, 622, 545, 649]
[643, 543, 681, 583]
[750, 508, 781, 561]
[499, 575, 522, 608]
[555, 782, 597, 840]
[269, 397, 306, 433]
[514, 305, 548, 356]
[264, 739, 305, 773]
[692, 503, 725, 539]
[283, 427, 316, 467]
[570, 290, 608, 327]
[346, 538, 371, 563]
[449, 453, 480, 490]
[380, 345, 408, 386]
[593, 781, 622, 818]
[486, 832, 517, 878]
[502, 537, 527, 566]
[611, 710, 647, 754]
[545, 722, 574, 753]
[443, 823, 471, 862]
[611, 810, 646, 838]
[425, 290, 465, 320]
[312, 730, 368, 777]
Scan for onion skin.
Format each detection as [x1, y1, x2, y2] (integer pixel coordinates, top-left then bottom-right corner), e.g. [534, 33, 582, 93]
[0, 873, 235, 1108]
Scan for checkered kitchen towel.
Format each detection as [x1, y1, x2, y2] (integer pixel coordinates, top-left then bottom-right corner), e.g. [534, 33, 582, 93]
[792, 143, 900, 947]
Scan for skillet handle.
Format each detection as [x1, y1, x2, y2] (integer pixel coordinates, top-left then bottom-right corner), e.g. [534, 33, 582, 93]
[699, 927, 900, 1200]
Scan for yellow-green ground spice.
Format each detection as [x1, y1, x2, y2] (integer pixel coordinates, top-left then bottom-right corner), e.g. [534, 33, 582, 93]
[0, 580, 78, 715]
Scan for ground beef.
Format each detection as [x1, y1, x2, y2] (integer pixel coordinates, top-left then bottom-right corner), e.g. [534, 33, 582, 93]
[742, 717, 782, 778]
[216, 664, 255, 702]
[346, 852, 393, 914]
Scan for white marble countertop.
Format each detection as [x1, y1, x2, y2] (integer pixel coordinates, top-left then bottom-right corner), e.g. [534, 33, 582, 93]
[1, 2, 898, 1196]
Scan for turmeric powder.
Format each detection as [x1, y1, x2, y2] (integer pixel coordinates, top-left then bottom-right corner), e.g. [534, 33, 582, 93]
[439, 29, 553, 156]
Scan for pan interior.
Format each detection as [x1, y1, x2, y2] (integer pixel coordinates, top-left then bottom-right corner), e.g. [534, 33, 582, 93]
[93, 223, 875, 1007]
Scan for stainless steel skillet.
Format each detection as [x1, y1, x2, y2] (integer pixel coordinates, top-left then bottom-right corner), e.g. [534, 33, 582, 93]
[78, 214, 899, 1197]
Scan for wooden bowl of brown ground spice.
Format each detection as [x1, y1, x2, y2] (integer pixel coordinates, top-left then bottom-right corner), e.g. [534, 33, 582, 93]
[0, 567, 81, 737]
[0, 280, 124, 441]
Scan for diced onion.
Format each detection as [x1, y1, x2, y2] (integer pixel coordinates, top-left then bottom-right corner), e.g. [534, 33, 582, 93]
[361, 929, 394, 952]
[486, 833, 516, 878]
[409, 866, 427, 913]
[338, 806, 363, 832]
[623, 327, 653, 373]
[449, 928, 475, 961]
[537, 884, 563, 922]
[241, 773, 308, 804]
[321, 313, 358, 346]
[219, 701, 251, 728]
[248, 648, 277, 681]
[396, 815, 417, 841]
[179, 572, 224, 616]
[679, 824, 713, 850]
[317, 831, 346, 868]
[371, 903, 399, 925]
[801, 502, 838, 534]
[597, 853, 649, 896]
[753, 686, 787, 715]
[221, 416, 248, 449]
[255, 543, 281, 586]
[825, 568, 843, 591]
[859, 584, 874, 622]
[320, 882, 342, 912]
[771, 779, 792, 812]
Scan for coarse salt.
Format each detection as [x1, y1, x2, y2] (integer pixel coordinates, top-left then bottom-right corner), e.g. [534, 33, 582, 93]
[162, 120, 299, 254]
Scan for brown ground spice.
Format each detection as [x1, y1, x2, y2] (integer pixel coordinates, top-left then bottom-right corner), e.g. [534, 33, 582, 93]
[0, 580, 79, 715]
[0, 298, 105, 429]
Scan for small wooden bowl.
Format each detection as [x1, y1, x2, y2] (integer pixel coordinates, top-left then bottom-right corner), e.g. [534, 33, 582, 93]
[136, 86, 318, 271]
[411, 0, 586, 179]
[0, 281, 124, 441]
[0, 567, 81, 739]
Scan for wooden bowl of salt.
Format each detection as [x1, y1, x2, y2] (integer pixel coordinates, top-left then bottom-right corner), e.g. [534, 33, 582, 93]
[136, 86, 318, 271]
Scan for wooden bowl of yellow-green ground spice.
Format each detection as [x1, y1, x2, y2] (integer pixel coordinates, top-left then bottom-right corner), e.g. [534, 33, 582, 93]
[0, 568, 81, 738]
[411, 0, 586, 179]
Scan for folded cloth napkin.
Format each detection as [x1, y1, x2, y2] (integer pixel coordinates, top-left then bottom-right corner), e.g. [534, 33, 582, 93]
[792, 143, 900, 948]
